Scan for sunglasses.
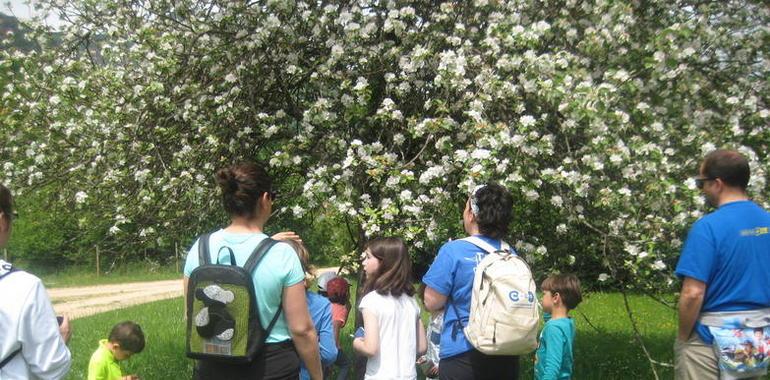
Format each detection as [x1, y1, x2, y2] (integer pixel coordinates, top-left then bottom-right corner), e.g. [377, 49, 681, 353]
[694, 177, 716, 189]
[265, 191, 277, 201]
[2, 210, 17, 221]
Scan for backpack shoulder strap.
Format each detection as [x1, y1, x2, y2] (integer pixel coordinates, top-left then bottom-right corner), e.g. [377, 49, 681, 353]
[243, 238, 282, 336]
[0, 263, 21, 369]
[0, 347, 21, 370]
[263, 301, 283, 337]
[198, 233, 212, 265]
[460, 236, 511, 254]
[243, 238, 279, 274]
[0, 261, 17, 280]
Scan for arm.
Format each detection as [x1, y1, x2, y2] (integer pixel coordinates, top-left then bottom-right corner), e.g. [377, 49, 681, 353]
[538, 325, 566, 380]
[271, 231, 301, 242]
[416, 316, 428, 356]
[332, 320, 342, 347]
[318, 302, 339, 366]
[20, 279, 71, 379]
[183, 276, 189, 312]
[423, 286, 448, 312]
[678, 277, 706, 341]
[353, 309, 380, 357]
[59, 315, 72, 343]
[284, 282, 323, 380]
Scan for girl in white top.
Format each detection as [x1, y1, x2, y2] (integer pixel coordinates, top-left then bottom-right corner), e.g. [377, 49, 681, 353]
[353, 237, 427, 380]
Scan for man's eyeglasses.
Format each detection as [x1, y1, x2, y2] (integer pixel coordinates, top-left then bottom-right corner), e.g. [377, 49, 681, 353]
[694, 177, 716, 189]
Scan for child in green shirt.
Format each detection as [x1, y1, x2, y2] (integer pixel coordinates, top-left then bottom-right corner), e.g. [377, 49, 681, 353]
[87, 321, 145, 380]
[535, 274, 582, 380]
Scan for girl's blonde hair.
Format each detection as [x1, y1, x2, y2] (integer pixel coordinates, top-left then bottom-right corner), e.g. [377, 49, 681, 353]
[363, 237, 414, 297]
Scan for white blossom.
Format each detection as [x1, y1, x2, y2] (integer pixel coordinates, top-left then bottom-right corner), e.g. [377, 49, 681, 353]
[75, 191, 88, 204]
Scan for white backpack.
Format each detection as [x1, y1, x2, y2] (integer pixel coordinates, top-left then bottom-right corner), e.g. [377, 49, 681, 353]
[461, 237, 540, 355]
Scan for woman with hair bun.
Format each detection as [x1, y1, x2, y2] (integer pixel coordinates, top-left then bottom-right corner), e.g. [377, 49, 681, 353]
[183, 163, 322, 380]
[422, 183, 521, 380]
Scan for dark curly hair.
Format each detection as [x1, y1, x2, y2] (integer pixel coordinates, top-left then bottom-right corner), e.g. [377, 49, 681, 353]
[472, 182, 513, 239]
[215, 163, 273, 218]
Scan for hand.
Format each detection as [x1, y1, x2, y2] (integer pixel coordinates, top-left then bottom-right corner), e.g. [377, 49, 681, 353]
[271, 231, 302, 242]
[59, 315, 72, 344]
[122, 375, 140, 380]
[429, 365, 438, 377]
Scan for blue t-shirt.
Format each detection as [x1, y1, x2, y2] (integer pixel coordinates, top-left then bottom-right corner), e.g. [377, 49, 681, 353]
[535, 315, 575, 380]
[422, 235, 511, 359]
[183, 230, 306, 343]
[675, 200, 770, 344]
[301, 291, 338, 380]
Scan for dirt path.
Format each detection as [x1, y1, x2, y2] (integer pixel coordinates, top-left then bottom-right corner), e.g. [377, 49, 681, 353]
[48, 279, 183, 320]
[47, 267, 341, 320]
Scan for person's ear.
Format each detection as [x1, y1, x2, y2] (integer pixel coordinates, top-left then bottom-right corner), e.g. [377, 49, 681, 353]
[714, 178, 726, 191]
[464, 200, 476, 221]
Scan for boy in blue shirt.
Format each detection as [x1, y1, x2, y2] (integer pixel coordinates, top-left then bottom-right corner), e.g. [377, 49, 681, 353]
[535, 274, 582, 380]
[281, 239, 338, 380]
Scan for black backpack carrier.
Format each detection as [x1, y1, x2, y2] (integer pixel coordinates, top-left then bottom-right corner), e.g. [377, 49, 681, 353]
[185, 234, 282, 363]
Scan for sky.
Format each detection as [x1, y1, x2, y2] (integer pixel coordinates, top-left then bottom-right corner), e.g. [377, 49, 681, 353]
[2, 0, 63, 28]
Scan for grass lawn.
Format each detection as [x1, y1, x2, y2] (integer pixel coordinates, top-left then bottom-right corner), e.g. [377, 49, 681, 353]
[66, 290, 677, 379]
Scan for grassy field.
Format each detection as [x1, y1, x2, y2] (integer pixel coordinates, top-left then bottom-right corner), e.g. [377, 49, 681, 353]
[65, 291, 677, 379]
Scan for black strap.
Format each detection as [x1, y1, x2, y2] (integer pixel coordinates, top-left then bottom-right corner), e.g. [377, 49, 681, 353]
[0, 262, 17, 280]
[242, 238, 282, 335]
[197, 233, 238, 266]
[0, 347, 21, 370]
[0, 265, 21, 369]
[264, 301, 283, 337]
[198, 233, 212, 265]
[217, 247, 236, 266]
[449, 298, 463, 340]
[242, 238, 278, 274]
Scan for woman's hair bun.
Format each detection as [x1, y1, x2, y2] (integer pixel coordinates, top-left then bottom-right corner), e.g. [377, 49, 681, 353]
[216, 162, 272, 218]
[215, 168, 239, 193]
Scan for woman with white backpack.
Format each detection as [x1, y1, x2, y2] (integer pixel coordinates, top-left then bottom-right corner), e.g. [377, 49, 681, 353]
[422, 183, 525, 380]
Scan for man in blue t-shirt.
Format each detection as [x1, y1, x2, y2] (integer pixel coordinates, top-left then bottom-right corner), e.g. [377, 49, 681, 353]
[423, 183, 520, 380]
[675, 149, 770, 379]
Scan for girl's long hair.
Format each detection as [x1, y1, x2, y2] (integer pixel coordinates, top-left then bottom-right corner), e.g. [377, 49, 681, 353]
[363, 237, 415, 297]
